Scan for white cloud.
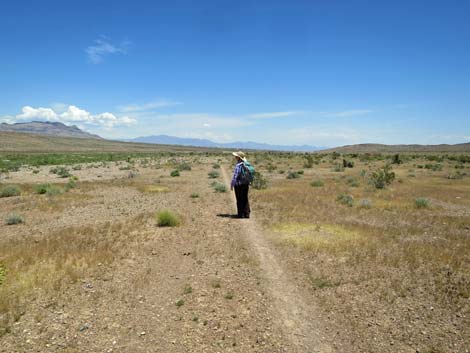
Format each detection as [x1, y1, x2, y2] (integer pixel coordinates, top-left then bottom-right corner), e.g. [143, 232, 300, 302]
[320, 109, 373, 118]
[249, 111, 305, 119]
[85, 37, 130, 64]
[117, 99, 181, 112]
[17, 106, 58, 121]
[3, 105, 136, 129]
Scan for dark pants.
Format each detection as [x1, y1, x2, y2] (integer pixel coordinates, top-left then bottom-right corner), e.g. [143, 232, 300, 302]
[234, 184, 250, 218]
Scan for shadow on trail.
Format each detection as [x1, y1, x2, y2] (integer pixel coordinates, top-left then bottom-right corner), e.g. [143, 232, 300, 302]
[216, 213, 240, 219]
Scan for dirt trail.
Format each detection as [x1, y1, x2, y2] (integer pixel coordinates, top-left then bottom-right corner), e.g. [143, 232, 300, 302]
[221, 167, 333, 353]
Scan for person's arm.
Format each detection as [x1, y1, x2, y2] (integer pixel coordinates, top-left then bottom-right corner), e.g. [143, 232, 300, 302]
[231, 163, 241, 190]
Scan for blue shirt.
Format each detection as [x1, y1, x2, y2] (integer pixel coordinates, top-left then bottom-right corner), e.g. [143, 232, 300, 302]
[231, 161, 244, 187]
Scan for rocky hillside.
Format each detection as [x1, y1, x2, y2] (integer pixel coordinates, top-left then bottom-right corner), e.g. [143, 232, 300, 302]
[0, 121, 102, 139]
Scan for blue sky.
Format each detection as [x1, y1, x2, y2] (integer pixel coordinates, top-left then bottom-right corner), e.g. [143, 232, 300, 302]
[1, 0, 469, 147]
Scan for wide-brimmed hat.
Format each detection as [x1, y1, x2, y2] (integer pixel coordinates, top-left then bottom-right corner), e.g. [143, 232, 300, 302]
[232, 151, 246, 160]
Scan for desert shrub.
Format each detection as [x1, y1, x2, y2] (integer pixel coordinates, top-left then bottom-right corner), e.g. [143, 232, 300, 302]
[359, 199, 372, 209]
[342, 159, 354, 168]
[0, 185, 21, 198]
[177, 162, 192, 171]
[391, 154, 402, 164]
[213, 183, 227, 193]
[65, 177, 78, 191]
[332, 164, 345, 172]
[346, 177, 359, 187]
[286, 171, 301, 179]
[32, 169, 40, 174]
[212, 163, 220, 169]
[297, 170, 304, 175]
[50, 166, 72, 178]
[156, 210, 180, 227]
[190, 192, 199, 198]
[415, 197, 430, 209]
[46, 185, 64, 196]
[170, 170, 180, 177]
[370, 164, 395, 189]
[119, 165, 131, 170]
[310, 179, 324, 187]
[252, 171, 268, 190]
[336, 193, 354, 207]
[34, 183, 51, 194]
[208, 170, 220, 179]
[303, 155, 314, 168]
[72, 164, 82, 170]
[5, 214, 24, 225]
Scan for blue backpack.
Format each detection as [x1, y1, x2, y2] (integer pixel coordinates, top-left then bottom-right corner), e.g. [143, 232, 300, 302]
[240, 160, 255, 185]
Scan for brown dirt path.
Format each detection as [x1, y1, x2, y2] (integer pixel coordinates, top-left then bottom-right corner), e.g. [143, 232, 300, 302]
[221, 166, 333, 353]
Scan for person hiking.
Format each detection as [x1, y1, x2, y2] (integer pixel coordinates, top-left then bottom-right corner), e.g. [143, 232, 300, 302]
[230, 151, 251, 219]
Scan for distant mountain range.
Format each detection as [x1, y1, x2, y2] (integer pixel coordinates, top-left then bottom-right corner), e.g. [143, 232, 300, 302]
[124, 135, 325, 152]
[2, 121, 469, 153]
[0, 121, 102, 139]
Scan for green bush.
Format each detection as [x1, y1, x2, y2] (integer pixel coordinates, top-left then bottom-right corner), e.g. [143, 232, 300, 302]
[370, 164, 395, 189]
[34, 183, 51, 194]
[177, 162, 192, 171]
[0, 185, 21, 198]
[332, 164, 345, 172]
[213, 183, 227, 193]
[342, 159, 354, 168]
[252, 171, 268, 190]
[336, 193, 354, 207]
[310, 179, 324, 187]
[286, 171, 301, 179]
[46, 185, 64, 196]
[50, 166, 72, 178]
[415, 197, 430, 209]
[346, 177, 359, 187]
[208, 170, 220, 179]
[6, 214, 24, 225]
[170, 170, 180, 177]
[156, 210, 181, 227]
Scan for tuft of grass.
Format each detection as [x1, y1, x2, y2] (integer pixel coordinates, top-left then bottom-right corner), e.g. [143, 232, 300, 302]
[0, 185, 21, 198]
[170, 170, 180, 177]
[0, 264, 6, 285]
[50, 166, 72, 178]
[415, 197, 430, 209]
[358, 199, 372, 209]
[177, 162, 192, 171]
[183, 284, 193, 294]
[5, 214, 24, 225]
[310, 179, 324, 187]
[190, 192, 199, 198]
[213, 183, 227, 193]
[224, 291, 234, 300]
[156, 209, 181, 227]
[211, 279, 221, 288]
[309, 275, 341, 290]
[46, 185, 64, 196]
[336, 193, 354, 207]
[346, 177, 359, 187]
[212, 163, 221, 169]
[208, 170, 220, 179]
[175, 299, 184, 307]
[286, 171, 301, 179]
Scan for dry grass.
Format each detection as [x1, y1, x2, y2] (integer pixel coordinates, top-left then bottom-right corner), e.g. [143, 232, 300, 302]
[0, 215, 147, 336]
[253, 156, 470, 307]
